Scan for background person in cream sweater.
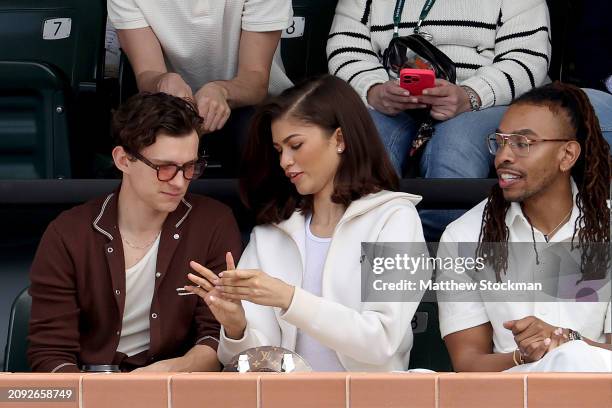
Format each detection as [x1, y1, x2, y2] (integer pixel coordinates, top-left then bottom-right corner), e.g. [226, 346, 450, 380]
[185, 75, 429, 371]
[328, 0, 552, 243]
[327, 0, 552, 177]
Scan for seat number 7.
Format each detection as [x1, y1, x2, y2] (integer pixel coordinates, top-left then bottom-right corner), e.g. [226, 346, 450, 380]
[43, 18, 72, 40]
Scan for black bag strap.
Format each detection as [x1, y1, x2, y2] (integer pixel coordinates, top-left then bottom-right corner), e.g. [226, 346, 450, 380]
[390, 35, 456, 83]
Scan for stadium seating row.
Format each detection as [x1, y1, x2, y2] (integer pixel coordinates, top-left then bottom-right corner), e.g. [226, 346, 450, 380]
[0, 0, 338, 179]
[0, 0, 107, 179]
[0, 0, 600, 179]
[0, 178, 497, 371]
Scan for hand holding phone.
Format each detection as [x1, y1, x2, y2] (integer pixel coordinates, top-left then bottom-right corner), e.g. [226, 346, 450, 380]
[399, 68, 435, 96]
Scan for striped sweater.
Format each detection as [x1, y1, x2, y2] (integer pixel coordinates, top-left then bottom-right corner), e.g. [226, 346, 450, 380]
[327, 0, 551, 109]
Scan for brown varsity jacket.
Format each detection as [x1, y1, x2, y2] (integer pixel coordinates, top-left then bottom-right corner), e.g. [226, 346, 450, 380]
[27, 191, 242, 372]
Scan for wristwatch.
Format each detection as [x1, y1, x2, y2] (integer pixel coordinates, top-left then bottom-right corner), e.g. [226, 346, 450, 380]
[568, 329, 583, 341]
[461, 85, 481, 111]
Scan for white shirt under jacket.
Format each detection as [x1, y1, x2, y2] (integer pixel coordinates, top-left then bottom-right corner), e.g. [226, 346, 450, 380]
[217, 190, 428, 371]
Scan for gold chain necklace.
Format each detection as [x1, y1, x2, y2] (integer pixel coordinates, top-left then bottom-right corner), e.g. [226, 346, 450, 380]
[542, 209, 573, 242]
[122, 231, 160, 250]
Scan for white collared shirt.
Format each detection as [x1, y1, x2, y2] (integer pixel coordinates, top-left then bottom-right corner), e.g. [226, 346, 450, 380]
[437, 180, 611, 353]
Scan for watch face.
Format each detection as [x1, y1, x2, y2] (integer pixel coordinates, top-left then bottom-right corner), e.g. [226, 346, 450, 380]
[222, 346, 312, 373]
[571, 330, 582, 341]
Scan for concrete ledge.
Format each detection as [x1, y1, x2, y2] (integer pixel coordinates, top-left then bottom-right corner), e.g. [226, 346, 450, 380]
[0, 372, 609, 408]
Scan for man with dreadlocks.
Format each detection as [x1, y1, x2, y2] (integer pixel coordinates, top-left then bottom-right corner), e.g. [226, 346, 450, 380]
[436, 82, 611, 372]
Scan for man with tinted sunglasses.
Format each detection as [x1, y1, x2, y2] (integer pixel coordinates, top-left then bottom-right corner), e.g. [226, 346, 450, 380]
[28, 93, 242, 372]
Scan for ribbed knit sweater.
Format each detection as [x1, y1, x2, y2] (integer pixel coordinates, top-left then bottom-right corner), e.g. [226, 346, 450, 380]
[108, 0, 294, 95]
[327, 0, 551, 108]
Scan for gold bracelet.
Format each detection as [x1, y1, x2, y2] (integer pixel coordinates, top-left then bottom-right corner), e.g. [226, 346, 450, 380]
[512, 348, 523, 366]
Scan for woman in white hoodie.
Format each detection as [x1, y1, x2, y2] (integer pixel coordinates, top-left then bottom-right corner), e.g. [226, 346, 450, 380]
[185, 75, 429, 371]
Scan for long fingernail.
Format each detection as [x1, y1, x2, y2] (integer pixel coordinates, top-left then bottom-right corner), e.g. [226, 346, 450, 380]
[544, 338, 551, 346]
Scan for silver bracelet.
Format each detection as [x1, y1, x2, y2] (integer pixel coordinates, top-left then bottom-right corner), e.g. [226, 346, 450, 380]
[461, 85, 481, 111]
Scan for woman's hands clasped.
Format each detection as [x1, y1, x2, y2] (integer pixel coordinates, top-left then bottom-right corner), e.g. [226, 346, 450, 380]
[185, 252, 295, 339]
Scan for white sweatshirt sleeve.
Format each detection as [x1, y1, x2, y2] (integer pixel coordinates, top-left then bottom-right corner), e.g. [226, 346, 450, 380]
[461, 0, 551, 108]
[280, 204, 429, 367]
[327, 0, 389, 105]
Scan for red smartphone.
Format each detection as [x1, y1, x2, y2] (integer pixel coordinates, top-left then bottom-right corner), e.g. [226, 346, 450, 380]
[399, 68, 435, 96]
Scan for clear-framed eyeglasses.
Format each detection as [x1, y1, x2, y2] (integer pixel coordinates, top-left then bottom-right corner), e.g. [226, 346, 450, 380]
[486, 133, 573, 157]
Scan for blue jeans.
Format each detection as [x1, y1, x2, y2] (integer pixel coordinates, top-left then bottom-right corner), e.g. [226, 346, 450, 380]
[371, 90, 612, 176]
[370, 106, 508, 241]
[584, 88, 612, 147]
[370, 88, 612, 241]
[370, 106, 507, 177]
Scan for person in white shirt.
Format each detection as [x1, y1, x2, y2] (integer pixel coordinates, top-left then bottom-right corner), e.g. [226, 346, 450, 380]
[184, 75, 429, 371]
[107, 0, 294, 174]
[436, 82, 611, 372]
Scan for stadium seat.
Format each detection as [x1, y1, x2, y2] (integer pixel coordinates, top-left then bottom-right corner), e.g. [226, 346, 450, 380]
[546, 0, 611, 91]
[409, 298, 453, 371]
[3, 287, 31, 372]
[545, 0, 569, 82]
[0, 0, 107, 178]
[0, 62, 71, 178]
[280, 0, 339, 83]
[0, 0, 106, 92]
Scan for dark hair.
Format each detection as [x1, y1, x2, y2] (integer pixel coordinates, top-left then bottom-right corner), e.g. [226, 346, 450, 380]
[477, 82, 611, 279]
[240, 75, 398, 225]
[112, 92, 203, 153]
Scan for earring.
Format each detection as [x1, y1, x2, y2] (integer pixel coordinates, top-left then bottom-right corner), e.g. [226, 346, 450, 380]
[337, 148, 343, 153]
